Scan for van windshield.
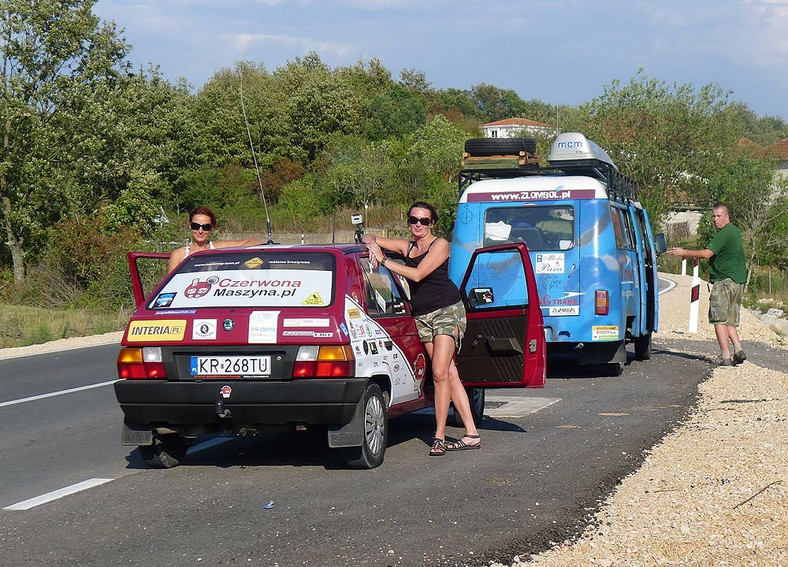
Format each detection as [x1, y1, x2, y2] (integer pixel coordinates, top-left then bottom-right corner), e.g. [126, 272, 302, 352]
[484, 206, 575, 251]
[149, 251, 335, 309]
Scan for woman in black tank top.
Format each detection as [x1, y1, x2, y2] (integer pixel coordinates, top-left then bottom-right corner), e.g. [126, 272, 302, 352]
[363, 202, 481, 456]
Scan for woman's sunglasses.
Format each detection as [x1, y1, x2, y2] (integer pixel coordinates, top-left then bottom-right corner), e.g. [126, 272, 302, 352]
[190, 222, 213, 231]
[408, 216, 432, 226]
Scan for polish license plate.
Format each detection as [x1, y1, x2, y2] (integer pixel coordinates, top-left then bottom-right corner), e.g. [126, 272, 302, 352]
[191, 355, 271, 377]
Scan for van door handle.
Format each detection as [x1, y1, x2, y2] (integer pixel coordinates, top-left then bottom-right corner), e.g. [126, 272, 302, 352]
[568, 263, 576, 278]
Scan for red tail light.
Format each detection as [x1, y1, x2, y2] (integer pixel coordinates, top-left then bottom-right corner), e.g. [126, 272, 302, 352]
[293, 345, 355, 378]
[117, 347, 166, 379]
[595, 290, 610, 315]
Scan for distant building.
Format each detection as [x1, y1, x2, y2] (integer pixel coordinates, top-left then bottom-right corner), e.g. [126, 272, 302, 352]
[738, 137, 788, 180]
[482, 117, 554, 139]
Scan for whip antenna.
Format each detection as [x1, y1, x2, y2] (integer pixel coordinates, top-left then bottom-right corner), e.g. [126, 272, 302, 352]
[239, 65, 274, 244]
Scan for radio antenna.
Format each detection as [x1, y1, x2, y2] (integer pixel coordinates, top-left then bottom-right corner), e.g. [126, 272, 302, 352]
[239, 64, 274, 244]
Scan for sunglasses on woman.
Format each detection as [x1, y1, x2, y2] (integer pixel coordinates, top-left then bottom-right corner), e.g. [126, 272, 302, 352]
[408, 216, 432, 226]
[190, 222, 213, 231]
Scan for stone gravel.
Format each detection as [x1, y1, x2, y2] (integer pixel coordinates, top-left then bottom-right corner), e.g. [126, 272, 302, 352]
[495, 273, 788, 567]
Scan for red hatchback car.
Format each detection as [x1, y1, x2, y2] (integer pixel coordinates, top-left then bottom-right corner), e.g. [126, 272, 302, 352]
[114, 242, 545, 469]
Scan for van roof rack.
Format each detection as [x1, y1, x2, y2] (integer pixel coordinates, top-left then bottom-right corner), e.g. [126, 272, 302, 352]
[459, 132, 639, 203]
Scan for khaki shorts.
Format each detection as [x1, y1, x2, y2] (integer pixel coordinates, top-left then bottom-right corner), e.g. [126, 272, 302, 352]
[708, 278, 743, 326]
[414, 301, 467, 350]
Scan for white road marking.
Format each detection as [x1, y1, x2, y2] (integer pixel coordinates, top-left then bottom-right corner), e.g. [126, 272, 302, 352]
[4, 478, 113, 511]
[0, 380, 117, 408]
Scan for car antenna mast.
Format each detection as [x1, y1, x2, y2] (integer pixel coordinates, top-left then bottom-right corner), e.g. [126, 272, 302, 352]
[239, 65, 275, 244]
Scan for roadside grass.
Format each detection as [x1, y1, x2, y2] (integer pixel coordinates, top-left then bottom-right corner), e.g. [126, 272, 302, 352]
[0, 303, 129, 349]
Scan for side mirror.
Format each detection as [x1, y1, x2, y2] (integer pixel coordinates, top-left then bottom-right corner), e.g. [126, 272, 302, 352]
[654, 233, 667, 255]
[468, 287, 494, 309]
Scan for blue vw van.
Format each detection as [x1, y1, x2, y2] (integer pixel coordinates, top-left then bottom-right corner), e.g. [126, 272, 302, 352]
[449, 132, 666, 372]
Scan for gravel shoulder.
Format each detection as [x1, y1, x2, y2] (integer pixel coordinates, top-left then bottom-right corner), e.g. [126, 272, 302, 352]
[498, 273, 788, 567]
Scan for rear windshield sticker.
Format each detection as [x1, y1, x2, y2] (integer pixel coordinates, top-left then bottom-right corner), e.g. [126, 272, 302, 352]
[153, 269, 332, 309]
[154, 292, 176, 308]
[244, 257, 263, 269]
[193, 319, 217, 340]
[249, 311, 280, 344]
[535, 253, 565, 274]
[127, 319, 186, 342]
[301, 291, 325, 305]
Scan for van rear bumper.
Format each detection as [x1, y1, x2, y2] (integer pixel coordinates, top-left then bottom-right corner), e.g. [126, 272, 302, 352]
[114, 378, 368, 427]
[547, 340, 625, 365]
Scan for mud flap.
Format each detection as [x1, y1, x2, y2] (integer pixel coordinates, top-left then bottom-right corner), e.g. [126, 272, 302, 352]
[327, 396, 365, 448]
[122, 419, 154, 446]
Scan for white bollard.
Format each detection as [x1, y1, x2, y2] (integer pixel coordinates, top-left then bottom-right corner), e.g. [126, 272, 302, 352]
[681, 258, 687, 276]
[688, 258, 700, 333]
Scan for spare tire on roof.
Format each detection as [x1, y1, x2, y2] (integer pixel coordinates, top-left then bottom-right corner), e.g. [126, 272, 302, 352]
[465, 137, 537, 156]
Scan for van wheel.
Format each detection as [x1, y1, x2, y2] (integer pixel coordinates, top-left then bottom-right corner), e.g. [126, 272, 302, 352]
[342, 383, 388, 469]
[464, 137, 537, 156]
[634, 333, 652, 361]
[448, 387, 485, 428]
[140, 435, 187, 469]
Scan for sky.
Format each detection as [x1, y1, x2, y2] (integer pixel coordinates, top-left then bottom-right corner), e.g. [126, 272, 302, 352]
[92, 0, 788, 122]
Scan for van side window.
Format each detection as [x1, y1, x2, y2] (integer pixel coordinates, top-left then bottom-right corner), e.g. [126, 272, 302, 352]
[484, 206, 574, 251]
[610, 206, 626, 249]
[360, 257, 409, 316]
[620, 209, 636, 250]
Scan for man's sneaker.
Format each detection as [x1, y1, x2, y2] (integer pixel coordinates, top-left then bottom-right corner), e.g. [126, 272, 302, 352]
[717, 357, 734, 367]
[733, 350, 747, 365]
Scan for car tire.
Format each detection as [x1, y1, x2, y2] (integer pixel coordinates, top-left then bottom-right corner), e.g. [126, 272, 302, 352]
[634, 332, 652, 361]
[342, 383, 388, 469]
[464, 137, 537, 156]
[448, 387, 485, 428]
[140, 434, 188, 469]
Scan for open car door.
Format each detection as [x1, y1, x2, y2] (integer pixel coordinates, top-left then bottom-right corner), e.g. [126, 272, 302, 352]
[456, 243, 546, 388]
[127, 252, 171, 308]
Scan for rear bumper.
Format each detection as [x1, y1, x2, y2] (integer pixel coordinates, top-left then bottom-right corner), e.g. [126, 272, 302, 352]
[114, 378, 368, 427]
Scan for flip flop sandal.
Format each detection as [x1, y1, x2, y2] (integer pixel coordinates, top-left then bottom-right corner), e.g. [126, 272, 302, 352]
[445, 435, 482, 451]
[429, 438, 446, 456]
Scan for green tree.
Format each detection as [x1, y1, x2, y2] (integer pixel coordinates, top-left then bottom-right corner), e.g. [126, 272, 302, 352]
[578, 71, 737, 226]
[0, 0, 129, 283]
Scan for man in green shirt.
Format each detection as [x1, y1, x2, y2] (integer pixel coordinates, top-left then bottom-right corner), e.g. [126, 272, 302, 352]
[668, 205, 747, 366]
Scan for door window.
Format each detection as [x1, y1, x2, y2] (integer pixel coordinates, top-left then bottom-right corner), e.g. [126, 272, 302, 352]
[360, 258, 409, 316]
[461, 249, 529, 310]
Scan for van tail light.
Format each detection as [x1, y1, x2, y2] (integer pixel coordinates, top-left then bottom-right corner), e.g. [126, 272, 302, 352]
[293, 345, 355, 378]
[595, 290, 610, 315]
[117, 347, 166, 379]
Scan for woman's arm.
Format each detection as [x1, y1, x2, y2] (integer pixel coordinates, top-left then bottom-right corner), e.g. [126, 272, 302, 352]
[367, 238, 449, 282]
[362, 233, 410, 257]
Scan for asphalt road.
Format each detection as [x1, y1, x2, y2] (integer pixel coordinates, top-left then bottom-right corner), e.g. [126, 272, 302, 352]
[0, 335, 717, 567]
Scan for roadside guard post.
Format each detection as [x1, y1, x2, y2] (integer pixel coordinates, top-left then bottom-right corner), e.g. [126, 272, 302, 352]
[689, 258, 700, 333]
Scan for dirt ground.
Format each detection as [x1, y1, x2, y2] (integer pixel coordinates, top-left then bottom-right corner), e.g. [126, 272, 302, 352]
[494, 274, 788, 567]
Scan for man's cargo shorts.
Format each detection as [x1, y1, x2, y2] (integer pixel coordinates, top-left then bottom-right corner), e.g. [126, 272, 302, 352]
[709, 278, 743, 326]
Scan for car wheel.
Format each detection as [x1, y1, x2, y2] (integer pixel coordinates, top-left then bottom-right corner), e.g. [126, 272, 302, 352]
[140, 434, 188, 469]
[464, 137, 537, 156]
[342, 383, 388, 469]
[448, 387, 485, 428]
[634, 332, 652, 361]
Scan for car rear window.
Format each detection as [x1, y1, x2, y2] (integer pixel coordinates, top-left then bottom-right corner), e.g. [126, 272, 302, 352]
[148, 251, 336, 309]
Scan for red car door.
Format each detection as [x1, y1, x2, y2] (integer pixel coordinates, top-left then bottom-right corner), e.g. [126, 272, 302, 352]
[455, 243, 546, 388]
